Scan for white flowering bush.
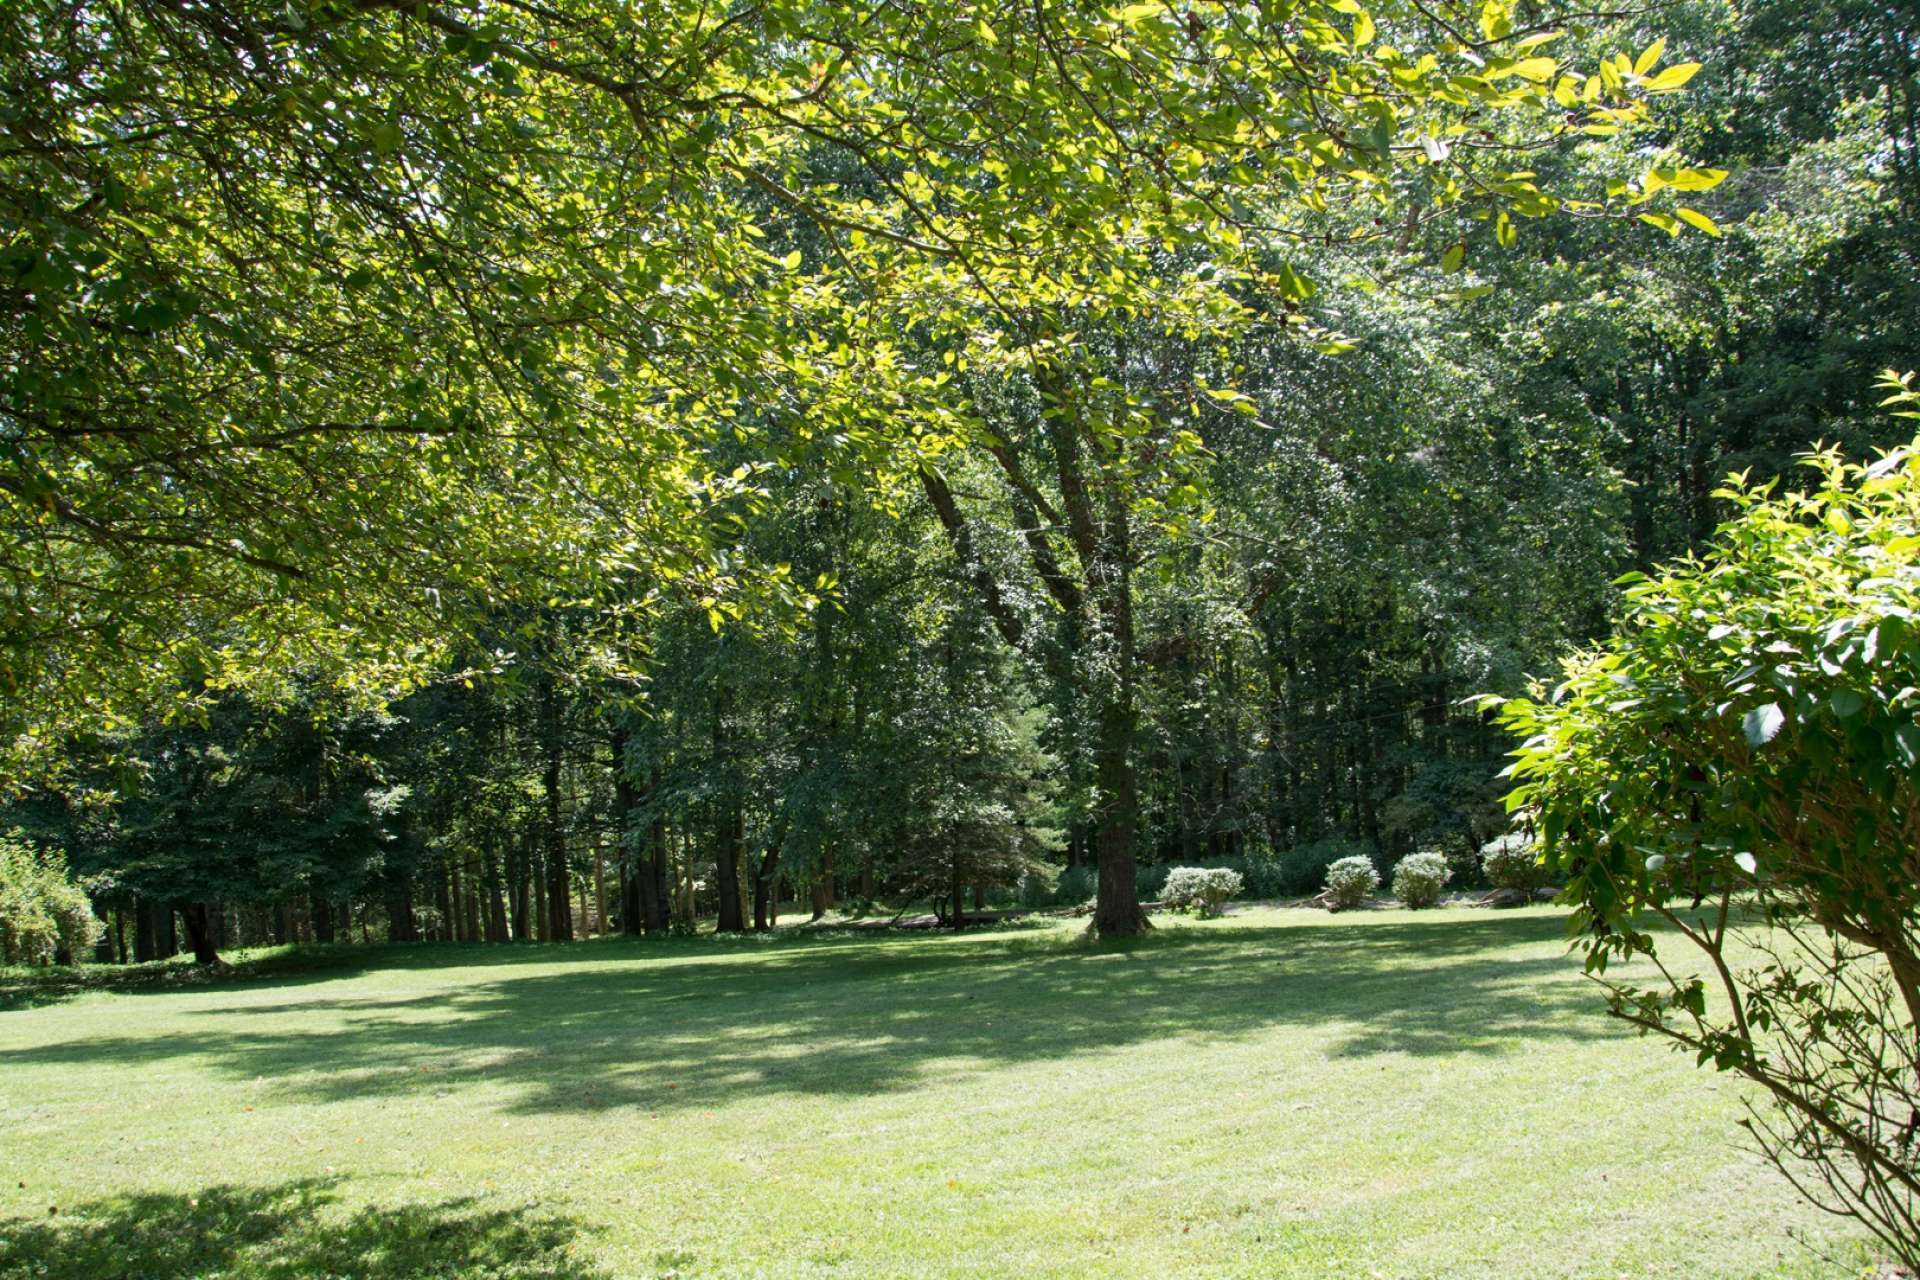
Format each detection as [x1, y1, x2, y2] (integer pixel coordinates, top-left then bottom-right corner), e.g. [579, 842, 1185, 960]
[1391, 851, 1450, 909]
[1323, 855, 1380, 909]
[1160, 866, 1243, 918]
[1479, 833, 1543, 896]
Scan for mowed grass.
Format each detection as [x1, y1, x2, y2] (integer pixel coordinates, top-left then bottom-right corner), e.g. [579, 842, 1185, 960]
[0, 906, 1876, 1279]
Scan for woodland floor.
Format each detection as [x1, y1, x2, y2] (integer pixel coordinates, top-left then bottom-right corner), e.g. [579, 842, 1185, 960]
[0, 906, 1877, 1279]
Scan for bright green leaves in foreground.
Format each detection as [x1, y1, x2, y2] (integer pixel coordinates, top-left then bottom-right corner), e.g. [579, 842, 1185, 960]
[1494, 399, 1920, 958]
[1489, 380, 1920, 1265]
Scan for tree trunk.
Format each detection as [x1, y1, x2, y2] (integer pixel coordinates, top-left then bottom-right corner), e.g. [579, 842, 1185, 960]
[540, 672, 574, 942]
[387, 881, 417, 943]
[645, 769, 670, 934]
[182, 902, 222, 967]
[509, 835, 531, 941]
[809, 845, 836, 920]
[1089, 502, 1149, 937]
[1092, 693, 1149, 936]
[592, 848, 607, 938]
[313, 895, 335, 944]
[484, 846, 510, 943]
[715, 802, 746, 934]
[613, 730, 643, 935]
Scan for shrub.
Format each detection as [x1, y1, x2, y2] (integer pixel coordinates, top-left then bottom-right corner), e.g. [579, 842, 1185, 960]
[1236, 853, 1287, 899]
[1016, 867, 1058, 910]
[0, 831, 103, 966]
[1391, 851, 1449, 909]
[1495, 414, 1920, 1270]
[1134, 862, 1171, 900]
[1274, 839, 1371, 897]
[1052, 866, 1096, 908]
[1479, 832, 1543, 897]
[1322, 855, 1379, 909]
[1160, 866, 1244, 918]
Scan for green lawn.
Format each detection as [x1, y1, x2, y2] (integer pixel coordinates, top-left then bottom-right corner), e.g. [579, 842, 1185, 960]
[0, 906, 1875, 1278]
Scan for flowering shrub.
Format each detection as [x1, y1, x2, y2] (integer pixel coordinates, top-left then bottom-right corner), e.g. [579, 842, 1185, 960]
[1161, 866, 1243, 918]
[1323, 855, 1379, 909]
[1391, 851, 1450, 909]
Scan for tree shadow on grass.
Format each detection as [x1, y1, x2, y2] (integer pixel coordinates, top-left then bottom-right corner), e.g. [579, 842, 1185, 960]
[5, 912, 1622, 1116]
[0, 1178, 609, 1280]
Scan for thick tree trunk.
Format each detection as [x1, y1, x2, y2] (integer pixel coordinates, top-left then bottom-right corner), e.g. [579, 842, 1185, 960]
[1089, 502, 1148, 937]
[313, 895, 335, 944]
[387, 882, 417, 943]
[1092, 693, 1149, 936]
[134, 899, 156, 961]
[809, 845, 836, 920]
[182, 902, 222, 967]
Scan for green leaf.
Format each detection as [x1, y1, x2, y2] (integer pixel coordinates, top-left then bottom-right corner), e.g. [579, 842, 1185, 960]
[1674, 207, 1721, 236]
[1744, 702, 1784, 748]
[1633, 37, 1666, 76]
[1441, 243, 1466, 273]
[1642, 62, 1702, 92]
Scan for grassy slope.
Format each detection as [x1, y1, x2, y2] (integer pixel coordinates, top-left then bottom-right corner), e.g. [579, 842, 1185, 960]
[0, 906, 1874, 1279]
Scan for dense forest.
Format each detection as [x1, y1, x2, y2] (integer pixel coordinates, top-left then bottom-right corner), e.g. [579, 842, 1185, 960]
[3, 0, 1916, 961]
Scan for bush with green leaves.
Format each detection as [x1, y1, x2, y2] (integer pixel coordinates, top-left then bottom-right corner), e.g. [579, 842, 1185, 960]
[1274, 839, 1371, 897]
[1479, 833, 1543, 897]
[1322, 855, 1380, 909]
[1390, 852, 1450, 909]
[1016, 867, 1058, 911]
[1495, 414, 1920, 1269]
[1160, 866, 1243, 918]
[1052, 866, 1096, 908]
[0, 830, 103, 966]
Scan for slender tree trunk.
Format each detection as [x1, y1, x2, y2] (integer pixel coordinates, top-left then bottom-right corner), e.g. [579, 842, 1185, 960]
[532, 854, 547, 940]
[484, 845, 509, 943]
[613, 730, 643, 936]
[593, 848, 607, 938]
[509, 835, 531, 941]
[540, 672, 574, 942]
[715, 802, 746, 933]
[810, 844, 836, 920]
[647, 791, 670, 934]
[751, 834, 785, 932]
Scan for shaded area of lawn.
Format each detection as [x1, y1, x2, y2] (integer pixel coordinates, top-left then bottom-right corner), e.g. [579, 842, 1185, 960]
[0, 1178, 609, 1280]
[4, 911, 1612, 1115]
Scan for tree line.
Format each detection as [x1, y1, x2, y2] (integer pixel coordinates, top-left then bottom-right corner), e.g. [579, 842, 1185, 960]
[3, 0, 1913, 953]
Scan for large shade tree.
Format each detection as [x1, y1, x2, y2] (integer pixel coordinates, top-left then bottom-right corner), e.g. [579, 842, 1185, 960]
[3, 0, 1706, 930]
